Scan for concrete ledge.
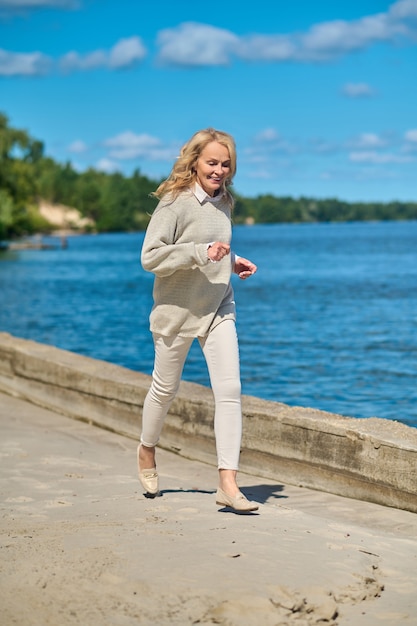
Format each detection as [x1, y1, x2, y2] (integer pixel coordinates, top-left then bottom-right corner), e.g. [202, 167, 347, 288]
[0, 331, 416, 513]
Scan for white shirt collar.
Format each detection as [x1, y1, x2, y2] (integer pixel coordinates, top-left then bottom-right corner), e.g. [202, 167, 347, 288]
[192, 182, 225, 204]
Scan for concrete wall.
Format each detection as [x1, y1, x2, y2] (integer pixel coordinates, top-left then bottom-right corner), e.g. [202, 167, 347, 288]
[0, 331, 416, 513]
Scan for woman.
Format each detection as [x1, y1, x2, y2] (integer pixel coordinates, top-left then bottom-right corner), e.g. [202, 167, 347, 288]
[139, 127, 258, 512]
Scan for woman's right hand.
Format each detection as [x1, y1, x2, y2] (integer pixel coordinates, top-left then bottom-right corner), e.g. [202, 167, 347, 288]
[207, 242, 230, 262]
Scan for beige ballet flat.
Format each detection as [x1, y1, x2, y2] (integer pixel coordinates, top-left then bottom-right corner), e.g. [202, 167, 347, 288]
[137, 445, 159, 495]
[216, 487, 259, 512]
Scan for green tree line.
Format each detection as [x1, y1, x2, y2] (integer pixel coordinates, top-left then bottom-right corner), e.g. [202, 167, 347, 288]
[1, 112, 417, 240]
[233, 193, 417, 224]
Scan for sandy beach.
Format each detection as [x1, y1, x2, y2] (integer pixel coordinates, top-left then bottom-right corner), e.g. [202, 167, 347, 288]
[1, 391, 416, 625]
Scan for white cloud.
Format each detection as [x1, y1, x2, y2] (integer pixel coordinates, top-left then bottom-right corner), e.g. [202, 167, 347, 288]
[237, 35, 296, 62]
[318, 165, 403, 183]
[297, 15, 393, 61]
[243, 153, 268, 164]
[247, 169, 274, 180]
[405, 129, 417, 142]
[60, 50, 106, 72]
[68, 140, 88, 153]
[103, 131, 170, 160]
[104, 131, 160, 149]
[354, 167, 400, 181]
[349, 133, 387, 148]
[0, 48, 51, 76]
[305, 133, 392, 155]
[251, 128, 298, 154]
[320, 171, 333, 180]
[341, 82, 376, 98]
[156, 3, 417, 67]
[95, 158, 120, 173]
[402, 128, 417, 153]
[254, 128, 281, 142]
[310, 138, 339, 154]
[294, 3, 417, 60]
[222, 14, 392, 64]
[108, 37, 147, 69]
[60, 37, 146, 73]
[157, 22, 239, 66]
[349, 151, 414, 163]
[389, 0, 417, 19]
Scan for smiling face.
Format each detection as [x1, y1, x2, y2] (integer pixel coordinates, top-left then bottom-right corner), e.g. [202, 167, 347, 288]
[195, 141, 231, 197]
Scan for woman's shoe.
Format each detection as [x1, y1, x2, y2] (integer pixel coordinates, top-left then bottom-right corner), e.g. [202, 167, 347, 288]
[139, 468, 159, 495]
[216, 487, 259, 512]
[137, 445, 159, 496]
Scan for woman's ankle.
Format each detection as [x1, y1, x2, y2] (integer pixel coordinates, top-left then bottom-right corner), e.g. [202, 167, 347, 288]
[218, 468, 239, 496]
[138, 443, 156, 470]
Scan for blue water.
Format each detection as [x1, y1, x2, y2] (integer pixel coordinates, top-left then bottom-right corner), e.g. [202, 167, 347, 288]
[1, 221, 416, 428]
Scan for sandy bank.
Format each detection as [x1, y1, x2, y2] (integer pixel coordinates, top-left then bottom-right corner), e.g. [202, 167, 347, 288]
[38, 200, 95, 233]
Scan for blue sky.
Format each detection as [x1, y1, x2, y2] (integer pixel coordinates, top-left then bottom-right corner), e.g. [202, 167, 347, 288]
[1, 0, 416, 202]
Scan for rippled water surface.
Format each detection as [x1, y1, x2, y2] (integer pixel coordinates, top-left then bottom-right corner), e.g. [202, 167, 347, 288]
[1, 221, 416, 428]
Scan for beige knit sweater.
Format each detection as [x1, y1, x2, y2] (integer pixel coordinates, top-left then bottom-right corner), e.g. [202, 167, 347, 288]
[141, 189, 236, 337]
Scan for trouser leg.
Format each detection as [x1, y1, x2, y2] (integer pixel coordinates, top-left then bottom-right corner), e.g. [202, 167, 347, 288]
[199, 320, 242, 470]
[141, 333, 193, 447]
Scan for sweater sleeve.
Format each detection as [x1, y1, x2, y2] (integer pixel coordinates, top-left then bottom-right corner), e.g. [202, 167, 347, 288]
[141, 205, 208, 278]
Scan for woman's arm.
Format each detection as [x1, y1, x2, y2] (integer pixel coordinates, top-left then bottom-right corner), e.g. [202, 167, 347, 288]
[141, 208, 209, 277]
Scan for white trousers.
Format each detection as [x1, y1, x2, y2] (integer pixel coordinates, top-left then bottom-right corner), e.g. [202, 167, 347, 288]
[141, 319, 242, 470]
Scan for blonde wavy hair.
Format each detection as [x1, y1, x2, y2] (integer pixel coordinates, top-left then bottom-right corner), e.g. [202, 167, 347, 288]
[152, 128, 236, 205]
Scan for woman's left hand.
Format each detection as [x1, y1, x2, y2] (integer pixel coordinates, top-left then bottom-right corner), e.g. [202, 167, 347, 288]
[234, 257, 257, 280]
